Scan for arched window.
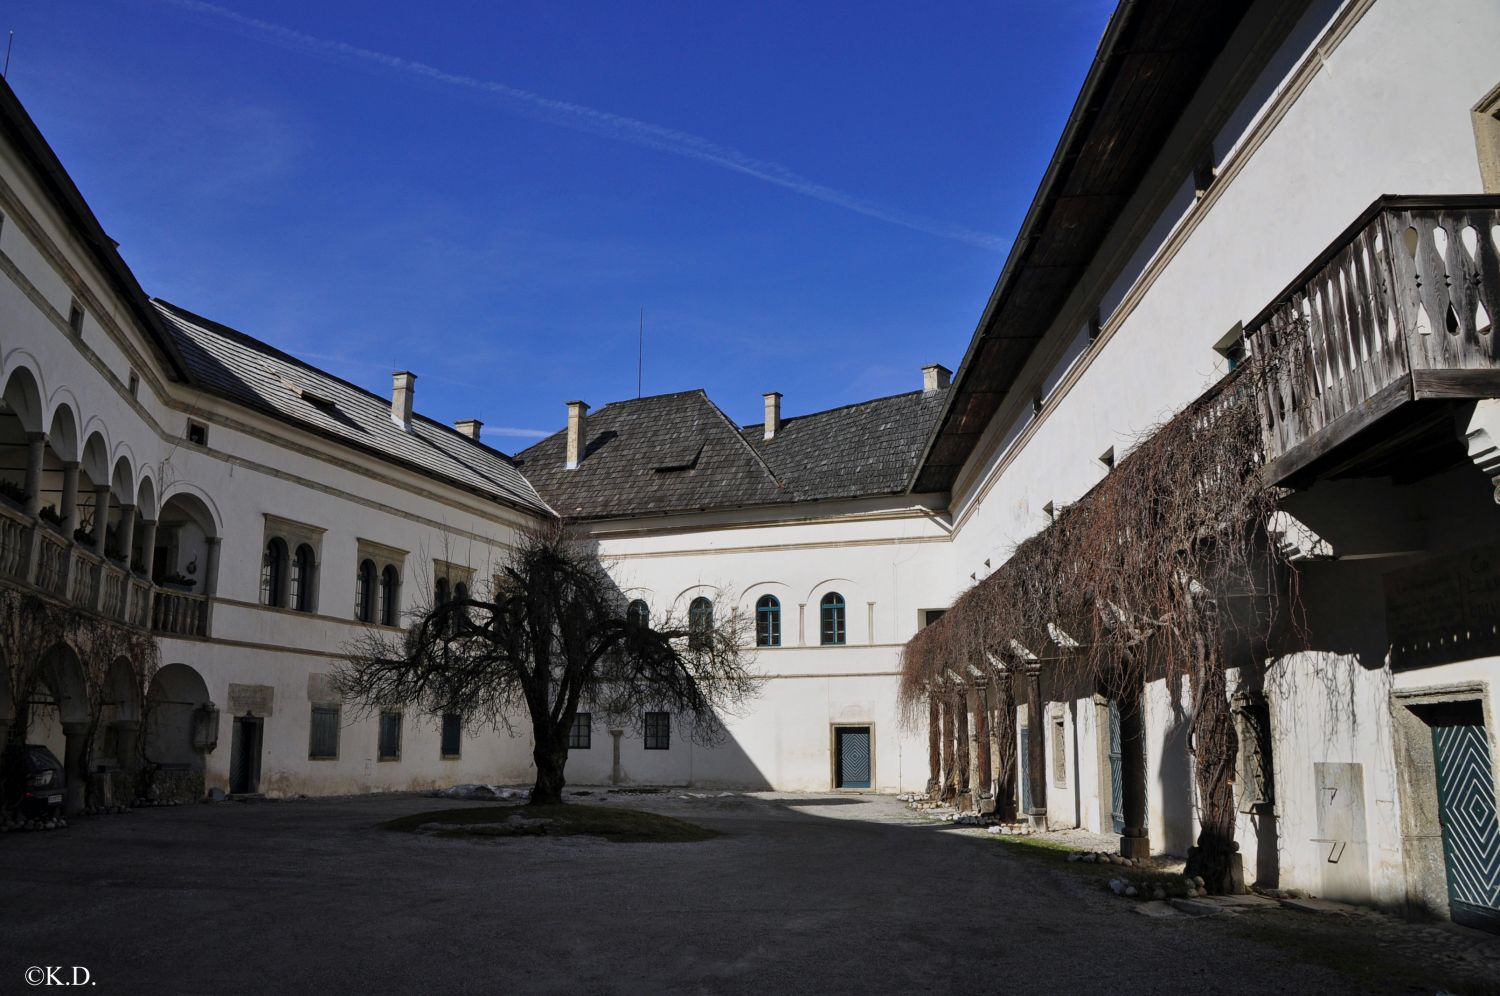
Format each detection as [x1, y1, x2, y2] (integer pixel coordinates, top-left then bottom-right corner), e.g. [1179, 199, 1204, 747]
[452, 581, 468, 604]
[379, 565, 400, 626]
[260, 538, 288, 607]
[756, 595, 781, 647]
[355, 559, 376, 622]
[434, 576, 450, 607]
[688, 596, 713, 650]
[820, 592, 846, 645]
[291, 543, 317, 612]
[627, 599, 649, 628]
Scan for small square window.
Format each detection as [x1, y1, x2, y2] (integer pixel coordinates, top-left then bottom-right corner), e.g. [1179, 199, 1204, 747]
[378, 710, 402, 761]
[440, 712, 462, 758]
[644, 711, 670, 750]
[67, 300, 84, 335]
[128, 371, 140, 399]
[309, 706, 339, 759]
[568, 712, 592, 750]
[1193, 147, 1218, 198]
[187, 420, 208, 446]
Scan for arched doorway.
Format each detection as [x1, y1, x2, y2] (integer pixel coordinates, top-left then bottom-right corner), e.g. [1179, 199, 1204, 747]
[33, 643, 91, 814]
[100, 657, 144, 804]
[144, 663, 215, 802]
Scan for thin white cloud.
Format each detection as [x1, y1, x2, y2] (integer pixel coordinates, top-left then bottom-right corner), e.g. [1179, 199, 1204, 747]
[156, 0, 1005, 250]
[483, 426, 553, 440]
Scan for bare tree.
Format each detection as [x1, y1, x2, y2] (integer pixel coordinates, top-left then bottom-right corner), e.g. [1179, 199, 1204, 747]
[336, 525, 759, 805]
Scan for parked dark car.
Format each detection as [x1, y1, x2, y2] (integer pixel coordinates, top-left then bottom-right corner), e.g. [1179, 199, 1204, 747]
[2, 744, 65, 818]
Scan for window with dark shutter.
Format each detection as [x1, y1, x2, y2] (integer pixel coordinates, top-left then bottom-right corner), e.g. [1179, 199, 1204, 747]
[378, 711, 402, 760]
[440, 713, 462, 758]
[309, 707, 339, 759]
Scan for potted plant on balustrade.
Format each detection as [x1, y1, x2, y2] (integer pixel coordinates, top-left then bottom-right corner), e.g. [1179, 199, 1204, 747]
[37, 504, 63, 530]
[159, 572, 196, 593]
[0, 478, 28, 509]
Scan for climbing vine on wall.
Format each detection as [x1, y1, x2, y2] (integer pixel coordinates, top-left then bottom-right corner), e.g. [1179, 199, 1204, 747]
[901, 362, 1296, 892]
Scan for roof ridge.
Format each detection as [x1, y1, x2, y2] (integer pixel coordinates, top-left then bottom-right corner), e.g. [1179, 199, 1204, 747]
[691, 391, 785, 490]
[154, 299, 523, 463]
[743, 388, 933, 431]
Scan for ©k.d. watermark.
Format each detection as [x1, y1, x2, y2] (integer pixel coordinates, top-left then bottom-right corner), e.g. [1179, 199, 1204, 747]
[24, 967, 93, 986]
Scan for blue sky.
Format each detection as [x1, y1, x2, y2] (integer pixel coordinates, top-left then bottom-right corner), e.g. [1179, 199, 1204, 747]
[7, 0, 1112, 443]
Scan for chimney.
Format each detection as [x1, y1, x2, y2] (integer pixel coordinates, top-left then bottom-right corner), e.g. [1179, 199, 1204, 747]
[923, 364, 952, 393]
[391, 371, 416, 428]
[565, 400, 589, 470]
[454, 419, 483, 440]
[762, 392, 782, 441]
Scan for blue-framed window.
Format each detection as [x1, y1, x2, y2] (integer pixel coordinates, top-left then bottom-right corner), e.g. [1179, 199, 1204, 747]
[820, 592, 846, 645]
[688, 596, 713, 649]
[756, 595, 781, 647]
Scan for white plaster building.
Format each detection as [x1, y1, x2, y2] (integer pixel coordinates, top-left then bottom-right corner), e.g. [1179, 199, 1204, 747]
[0, 0, 1497, 931]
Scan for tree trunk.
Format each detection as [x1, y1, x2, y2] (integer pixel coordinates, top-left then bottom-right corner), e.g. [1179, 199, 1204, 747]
[530, 731, 569, 805]
[955, 691, 971, 801]
[940, 697, 956, 802]
[926, 693, 941, 798]
[993, 674, 1018, 823]
[1188, 626, 1239, 894]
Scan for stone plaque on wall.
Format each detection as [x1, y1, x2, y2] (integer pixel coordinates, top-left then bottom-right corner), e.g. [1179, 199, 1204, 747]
[228, 683, 275, 716]
[1385, 542, 1500, 669]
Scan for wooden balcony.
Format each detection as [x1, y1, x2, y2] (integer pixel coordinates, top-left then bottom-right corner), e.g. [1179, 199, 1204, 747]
[1247, 195, 1500, 486]
[0, 500, 209, 638]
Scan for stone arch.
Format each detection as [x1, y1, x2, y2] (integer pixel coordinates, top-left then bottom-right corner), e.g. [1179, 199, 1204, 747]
[1, 364, 45, 433]
[155, 491, 219, 591]
[34, 643, 90, 813]
[105, 657, 141, 724]
[157, 486, 222, 538]
[135, 474, 157, 521]
[45, 400, 79, 463]
[145, 663, 212, 800]
[36, 642, 89, 726]
[80, 430, 110, 488]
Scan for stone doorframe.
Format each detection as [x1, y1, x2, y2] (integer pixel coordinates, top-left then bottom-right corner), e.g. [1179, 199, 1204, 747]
[1389, 681, 1497, 921]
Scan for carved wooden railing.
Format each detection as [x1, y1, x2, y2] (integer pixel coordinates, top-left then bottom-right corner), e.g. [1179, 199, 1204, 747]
[0, 500, 31, 581]
[152, 589, 209, 638]
[1246, 195, 1500, 478]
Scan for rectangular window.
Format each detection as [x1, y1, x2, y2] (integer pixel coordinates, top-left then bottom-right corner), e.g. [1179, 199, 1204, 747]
[440, 712, 462, 758]
[309, 706, 339, 759]
[568, 712, 592, 750]
[187, 420, 209, 446]
[378, 710, 402, 761]
[644, 711, 670, 750]
[67, 299, 84, 335]
[128, 371, 140, 399]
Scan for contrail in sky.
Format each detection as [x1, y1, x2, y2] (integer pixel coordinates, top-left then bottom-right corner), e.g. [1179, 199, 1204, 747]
[157, 0, 1005, 251]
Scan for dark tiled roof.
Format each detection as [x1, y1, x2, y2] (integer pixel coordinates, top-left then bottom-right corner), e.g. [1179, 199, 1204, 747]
[515, 391, 785, 519]
[155, 301, 552, 515]
[516, 387, 947, 520]
[743, 389, 948, 502]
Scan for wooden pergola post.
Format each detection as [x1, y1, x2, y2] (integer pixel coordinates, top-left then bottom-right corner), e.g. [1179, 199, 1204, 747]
[971, 682, 991, 803]
[955, 688, 971, 807]
[1026, 664, 1047, 829]
[926, 692, 941, 799]
[940, 696, 956, 802]
[1119, 669, 1150, 859]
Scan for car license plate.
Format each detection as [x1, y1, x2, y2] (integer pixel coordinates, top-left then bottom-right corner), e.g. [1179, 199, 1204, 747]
[44, 793, 61, 805]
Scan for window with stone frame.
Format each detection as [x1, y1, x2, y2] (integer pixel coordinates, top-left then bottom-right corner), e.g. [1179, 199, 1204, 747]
[1050, 709, 1067, 787]
[378, 710, 402, 761]
[440, 713, 462, 759]
[309, 706, 340, 759]
[356, 539, 406, 627]
[261, 515, 324, 612]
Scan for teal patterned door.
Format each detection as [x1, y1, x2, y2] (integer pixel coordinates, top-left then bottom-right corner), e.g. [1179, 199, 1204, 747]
[1431, 702, 1500, 934]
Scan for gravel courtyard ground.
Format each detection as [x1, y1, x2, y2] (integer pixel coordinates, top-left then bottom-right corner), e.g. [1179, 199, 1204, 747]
[3, 791, 1495, 994]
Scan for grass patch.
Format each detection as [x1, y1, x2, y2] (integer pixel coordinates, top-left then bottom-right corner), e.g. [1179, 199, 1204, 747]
[382, 803, 719, 843]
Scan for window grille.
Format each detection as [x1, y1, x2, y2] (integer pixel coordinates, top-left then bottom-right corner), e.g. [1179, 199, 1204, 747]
[380, 565, 400, 626]
[356, 559, 376, 622]
[309, 707, 339, 759]
[820, 592, 846, 645]
[569, 712, 592, 750]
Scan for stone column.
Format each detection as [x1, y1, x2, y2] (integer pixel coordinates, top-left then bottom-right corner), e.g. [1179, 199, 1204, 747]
[940, 697, 956, 801]
[972, 683, 991, 802]
[955, 690, 971, 803]
[115, 504, 136, 564]
[1119, 677, 1150, 859]
[61, 721, 90, 815]
[1026, 665, 1047, 830]
[90, 484, 111, 552]
[203, 536, 222, 596]
[926, 693, 941, 797]
[138, 519, 158, 578]
[113, 719, 142, 800]
[22, 432, 46, 516]
[59, 462, 80, 534]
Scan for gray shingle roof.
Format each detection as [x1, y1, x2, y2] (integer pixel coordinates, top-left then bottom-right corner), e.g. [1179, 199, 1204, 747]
[515, 387, 947, 520]
[155, 301, 552, 516]
[515, 391, 785, 519]
[743, 389, 949, 502]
